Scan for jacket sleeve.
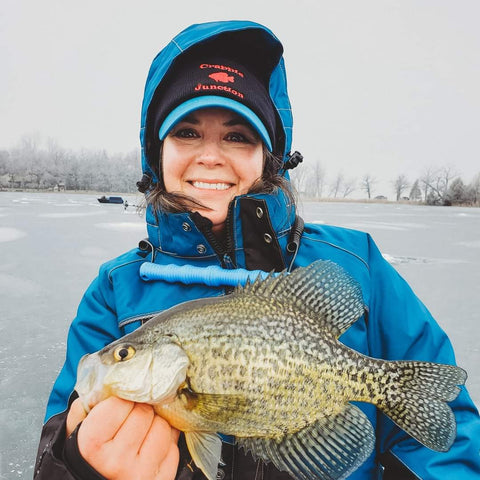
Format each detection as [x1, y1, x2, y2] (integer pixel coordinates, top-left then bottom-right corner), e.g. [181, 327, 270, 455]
[34, 407, 76, 479]
[35, 267, 123, 479]
[365, 234, 480, 478]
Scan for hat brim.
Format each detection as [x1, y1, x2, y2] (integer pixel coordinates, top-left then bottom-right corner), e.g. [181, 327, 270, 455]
[158, 95, 273, 151]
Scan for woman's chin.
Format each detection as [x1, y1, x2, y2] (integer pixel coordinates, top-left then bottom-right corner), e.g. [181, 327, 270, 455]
[194, 207, 228, 233]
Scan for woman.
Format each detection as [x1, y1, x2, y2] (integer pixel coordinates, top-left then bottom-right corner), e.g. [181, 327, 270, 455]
[35, 20, 480, 479]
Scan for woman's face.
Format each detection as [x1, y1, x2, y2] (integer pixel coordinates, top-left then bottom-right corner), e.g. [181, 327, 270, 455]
[162, 108, 264, 232]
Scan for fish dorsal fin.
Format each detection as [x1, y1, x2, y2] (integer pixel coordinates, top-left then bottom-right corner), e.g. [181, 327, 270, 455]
[237, 403, 375, 480]
[185, 431, 222, 480]
[239, 260, 365, 337]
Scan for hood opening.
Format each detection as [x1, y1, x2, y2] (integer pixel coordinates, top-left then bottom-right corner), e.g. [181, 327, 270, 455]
[143, 26, 287, 187]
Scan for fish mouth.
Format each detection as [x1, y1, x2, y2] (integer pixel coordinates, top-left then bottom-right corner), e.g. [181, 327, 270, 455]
[75, 353, 110, 412]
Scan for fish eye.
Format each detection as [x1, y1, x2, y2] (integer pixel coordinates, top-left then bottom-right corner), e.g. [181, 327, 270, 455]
[113, 345, 136, 362]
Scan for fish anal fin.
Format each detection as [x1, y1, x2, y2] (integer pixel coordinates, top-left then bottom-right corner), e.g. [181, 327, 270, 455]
[185, 431, 222, 480]
[238, 403, 374, 480]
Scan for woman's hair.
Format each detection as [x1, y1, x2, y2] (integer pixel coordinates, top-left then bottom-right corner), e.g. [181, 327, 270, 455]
[145, 144, 296, 214]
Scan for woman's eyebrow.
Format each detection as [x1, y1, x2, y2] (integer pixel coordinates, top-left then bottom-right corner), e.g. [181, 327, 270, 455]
[177, 114, 253, 130]
[224, 118, 260, 140]
[224, 117, 250, 127]
[179, 114, 199, 124]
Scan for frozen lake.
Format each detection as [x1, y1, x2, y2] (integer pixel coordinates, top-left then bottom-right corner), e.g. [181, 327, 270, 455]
[1, 191, 479, 478]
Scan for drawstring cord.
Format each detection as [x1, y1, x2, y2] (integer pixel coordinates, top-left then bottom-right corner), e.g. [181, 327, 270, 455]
[140, 263, 281, 287]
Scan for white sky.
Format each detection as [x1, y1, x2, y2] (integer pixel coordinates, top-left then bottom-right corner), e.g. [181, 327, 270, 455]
[1, 0, 479, 196]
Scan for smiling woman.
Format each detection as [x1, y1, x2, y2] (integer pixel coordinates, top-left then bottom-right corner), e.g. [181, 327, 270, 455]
[161, 108, 264, 232]
[146, 130, 289, 224]
[144, 50, 293, 232]
[35, 20, 480, 480]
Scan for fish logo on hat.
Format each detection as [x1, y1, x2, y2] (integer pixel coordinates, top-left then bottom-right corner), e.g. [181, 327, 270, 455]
[194, 63, 244, 99]
[209, 72, 235, 83]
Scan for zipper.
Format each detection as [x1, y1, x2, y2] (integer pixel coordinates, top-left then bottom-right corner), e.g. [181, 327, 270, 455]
[223, 202, 235, 266]
[201, 226, 228, 263]
[191, 204, 237, 269]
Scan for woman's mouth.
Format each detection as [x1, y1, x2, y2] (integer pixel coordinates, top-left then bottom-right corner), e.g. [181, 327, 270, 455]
[190, 181, 232, 191]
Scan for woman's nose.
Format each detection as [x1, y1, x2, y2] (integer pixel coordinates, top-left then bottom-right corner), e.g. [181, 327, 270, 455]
[195, 140, 225, 167]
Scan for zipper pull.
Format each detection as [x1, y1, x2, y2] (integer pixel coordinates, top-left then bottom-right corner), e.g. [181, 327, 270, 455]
[222, 254, 235, 269]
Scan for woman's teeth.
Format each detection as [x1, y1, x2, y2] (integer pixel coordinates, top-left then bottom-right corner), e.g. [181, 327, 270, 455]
[192, 181, 231, 190]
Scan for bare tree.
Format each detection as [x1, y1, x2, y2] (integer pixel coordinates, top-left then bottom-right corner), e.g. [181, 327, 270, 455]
[311, 160, 326, 198]
[290, 165, 310, 196]
[329, 173, 344, 198]
[0, 149, 10, 174]
[393, 174, 409, 201]
[467, 173, 480, 205]
[299, 160, 326, 198]
[419, 168, 435, 202]
[360, 174, 376, 199]
[420, 166, 459, 205]
[440, 166, 458, 194]
[342, 178, 357, 198]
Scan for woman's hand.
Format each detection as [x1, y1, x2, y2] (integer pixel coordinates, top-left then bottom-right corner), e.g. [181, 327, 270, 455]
[66, 397, 180, 480]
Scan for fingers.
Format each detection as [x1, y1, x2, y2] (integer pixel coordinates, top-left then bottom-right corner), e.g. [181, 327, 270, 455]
[139, 415, 180, 478]
[138, 414, 174, 458]
[111, 402, 155, 454]
[66, 398, 87, 437]
[77, 397, 136, 461]
[75, 397, 180, 480]
[80, 397, 135, 446]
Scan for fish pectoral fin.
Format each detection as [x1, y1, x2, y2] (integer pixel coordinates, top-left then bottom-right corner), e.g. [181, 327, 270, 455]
[237, 403, 375, 480]
[182, 390, 248, 422]
[185, 431, 222, 480]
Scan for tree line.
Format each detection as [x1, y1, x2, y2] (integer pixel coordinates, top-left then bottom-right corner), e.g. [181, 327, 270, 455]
[0, 136, 141, 193]
[1, 135, 479, 206]
[291, 160, 480, 206]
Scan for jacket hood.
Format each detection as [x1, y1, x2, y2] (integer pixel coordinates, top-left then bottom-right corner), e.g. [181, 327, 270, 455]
[139, 20, 294, 185]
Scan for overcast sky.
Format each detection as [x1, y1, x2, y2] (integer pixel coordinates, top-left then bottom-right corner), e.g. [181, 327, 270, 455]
[2, 0, 479, 196]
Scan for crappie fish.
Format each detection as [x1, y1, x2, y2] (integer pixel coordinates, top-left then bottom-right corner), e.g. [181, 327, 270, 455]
[75, 260, 466, 480]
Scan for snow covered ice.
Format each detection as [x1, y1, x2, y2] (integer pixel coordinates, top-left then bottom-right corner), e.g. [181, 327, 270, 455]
[1, 192, 479, 479]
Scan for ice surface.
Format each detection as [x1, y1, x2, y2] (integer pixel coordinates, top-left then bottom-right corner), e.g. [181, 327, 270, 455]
[39, 211, 107, 218]
[95, 221, 146, 231]
[1, 192, 479, 478]
[0, 227, 27, 243]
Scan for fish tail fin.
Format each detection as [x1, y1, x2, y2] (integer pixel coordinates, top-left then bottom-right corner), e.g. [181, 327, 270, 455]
[377, 361, 467, 451]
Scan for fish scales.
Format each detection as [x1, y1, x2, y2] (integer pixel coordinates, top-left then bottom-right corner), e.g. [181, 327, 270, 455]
[169, 295, 383, 406]
[150, 292, 375, 430]
[75, 260, 467, 480]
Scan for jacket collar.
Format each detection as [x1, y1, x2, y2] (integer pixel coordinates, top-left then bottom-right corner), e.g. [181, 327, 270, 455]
[145, 189, 295, 264]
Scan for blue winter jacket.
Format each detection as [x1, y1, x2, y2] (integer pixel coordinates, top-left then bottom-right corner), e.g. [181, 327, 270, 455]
[36, 20, 480, 480]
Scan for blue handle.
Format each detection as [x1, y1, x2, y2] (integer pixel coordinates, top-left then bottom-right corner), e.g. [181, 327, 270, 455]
[139, 263, 277, 287]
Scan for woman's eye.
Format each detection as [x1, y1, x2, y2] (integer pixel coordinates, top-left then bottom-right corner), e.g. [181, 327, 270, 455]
[172, 128, 198, 139]
[225, 132, 250, 143]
